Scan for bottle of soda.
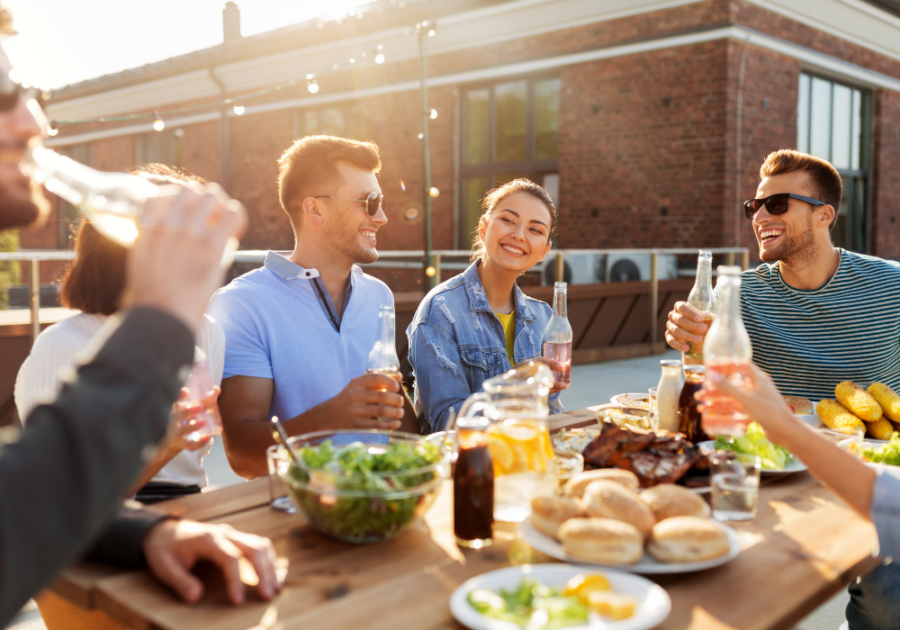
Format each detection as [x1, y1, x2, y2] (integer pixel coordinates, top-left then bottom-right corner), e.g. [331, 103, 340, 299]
[454, 416, 494, 548]
[367, 305, 402, 414]
[701, 266, 753, 437]
[684, 250, 717, 363]
[542, 282, 573, 390]
[678, 365, 709, 444]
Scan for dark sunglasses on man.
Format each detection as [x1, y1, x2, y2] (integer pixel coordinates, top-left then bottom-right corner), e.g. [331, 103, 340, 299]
[314, 191, 384, 217]
[0, 73, 39, 112]
[743, 193, 826, 220]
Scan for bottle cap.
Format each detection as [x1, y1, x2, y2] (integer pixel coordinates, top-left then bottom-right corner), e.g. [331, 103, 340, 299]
[684, 365, 706, 374]
[660, 360, 683, 367]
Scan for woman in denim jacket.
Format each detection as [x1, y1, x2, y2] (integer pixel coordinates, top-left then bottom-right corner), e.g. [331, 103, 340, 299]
[407, 179, 563, 434]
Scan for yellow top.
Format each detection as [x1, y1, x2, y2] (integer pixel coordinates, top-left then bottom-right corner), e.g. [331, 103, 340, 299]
[494, 311, 516, 365]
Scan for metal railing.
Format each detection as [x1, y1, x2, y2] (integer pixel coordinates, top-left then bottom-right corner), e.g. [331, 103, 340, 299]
[0, 247, 749, 344]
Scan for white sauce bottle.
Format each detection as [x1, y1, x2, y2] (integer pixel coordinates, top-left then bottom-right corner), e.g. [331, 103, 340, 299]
[656, 359, 684, 433]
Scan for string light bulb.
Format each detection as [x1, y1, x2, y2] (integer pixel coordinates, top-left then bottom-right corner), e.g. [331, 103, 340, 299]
[429, 187, 440, 198]
[152, 111, 165, 132]
[428, 28, 436, 36]
[417, 132, 424, 139]
[426, 266, 436, 277]
[429, 108, 438, 119]
[375, 53, 385, 64]
[47, 120, 59, 136]
[233, 100, 245, 115]
[307, 79, 319, 94]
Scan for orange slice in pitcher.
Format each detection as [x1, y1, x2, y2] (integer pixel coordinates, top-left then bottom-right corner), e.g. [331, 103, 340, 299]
[487, 436, 513, 475]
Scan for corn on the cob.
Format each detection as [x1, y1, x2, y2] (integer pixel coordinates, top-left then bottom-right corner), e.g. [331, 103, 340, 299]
[868, 383, 900, 422]
[816, 399, 866, 434]
[835, 381, 883, 422]
[866, 417, 895, 440]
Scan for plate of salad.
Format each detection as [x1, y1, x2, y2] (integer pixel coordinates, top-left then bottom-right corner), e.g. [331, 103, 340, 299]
[860, 433, 900, 466]
[697, 422, 806, 474]
[449, 565, 670, 630]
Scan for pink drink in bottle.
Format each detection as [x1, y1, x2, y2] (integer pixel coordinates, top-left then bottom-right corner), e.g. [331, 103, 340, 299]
[542, 282, 573, 389]
[701, 266, 754, 437]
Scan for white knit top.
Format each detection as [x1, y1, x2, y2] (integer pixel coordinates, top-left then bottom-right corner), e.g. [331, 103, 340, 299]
[14, 312, 225, 488]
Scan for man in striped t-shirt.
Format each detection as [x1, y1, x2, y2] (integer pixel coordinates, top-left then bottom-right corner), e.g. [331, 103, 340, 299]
[666, 149, 900, 630]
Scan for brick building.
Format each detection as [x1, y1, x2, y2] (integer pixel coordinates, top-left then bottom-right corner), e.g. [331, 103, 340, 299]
[26, 0, 900, 287]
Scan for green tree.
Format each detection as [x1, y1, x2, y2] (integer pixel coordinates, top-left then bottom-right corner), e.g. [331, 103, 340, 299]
[0, 231, 21, 310]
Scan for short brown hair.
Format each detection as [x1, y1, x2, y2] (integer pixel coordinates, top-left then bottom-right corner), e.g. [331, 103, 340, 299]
[59, 164, 207, 315]
[471, 179, 557, 261]
[277, 135, 381, 224]
[759, 150, 842, 230]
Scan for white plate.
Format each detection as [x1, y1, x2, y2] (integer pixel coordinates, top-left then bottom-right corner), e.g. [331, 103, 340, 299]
[519, 519, 740, 575]
[449, 564, 671, 630]
[696, 441, 808, 475]
[610, 394, 650, 410]
[797, 404, 889, 444]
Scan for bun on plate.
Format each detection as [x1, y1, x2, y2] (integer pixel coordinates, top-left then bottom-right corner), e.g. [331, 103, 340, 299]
[783, 395, 813, 415]
[558, 517, 643, 565]
[582, 480, 655, 535]
[530, 496, 583, 539]
[564, 469, 639, 497]
[646, 516, 730, 563]
[639, 484, 710, 521]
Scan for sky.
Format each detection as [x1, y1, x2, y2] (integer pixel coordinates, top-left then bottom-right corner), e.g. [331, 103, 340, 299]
[4, 0, 366, 90]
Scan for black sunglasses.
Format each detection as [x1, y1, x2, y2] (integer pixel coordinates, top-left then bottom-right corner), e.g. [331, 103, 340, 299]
[0, 74, 38, 112]
[314, 191, 384, 217]
[743, 193, 825, 220]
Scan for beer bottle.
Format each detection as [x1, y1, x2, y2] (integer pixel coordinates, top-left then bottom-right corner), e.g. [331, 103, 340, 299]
[367, 305, 402, 397]
[684, 250, 717, 362]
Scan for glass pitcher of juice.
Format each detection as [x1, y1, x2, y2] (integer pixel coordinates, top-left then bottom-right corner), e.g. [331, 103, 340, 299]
[456, 362, 556, 523]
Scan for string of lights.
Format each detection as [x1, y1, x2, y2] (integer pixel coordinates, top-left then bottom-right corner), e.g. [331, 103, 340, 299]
[46, 20, 437, 137]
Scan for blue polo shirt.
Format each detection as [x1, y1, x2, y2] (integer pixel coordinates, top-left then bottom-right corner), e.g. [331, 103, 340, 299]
[208, 251, 394, 422]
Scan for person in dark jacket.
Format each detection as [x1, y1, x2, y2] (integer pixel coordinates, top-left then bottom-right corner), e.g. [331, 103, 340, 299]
[0, 8, 280, 625]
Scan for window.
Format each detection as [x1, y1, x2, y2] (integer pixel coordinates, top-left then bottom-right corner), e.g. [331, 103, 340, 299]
[460, 77, 560, 245]
[136, 128, 183, 168]
[59, 143, 93, 248]
[797, 73, 871, 253]
[296, 103, 367, 140]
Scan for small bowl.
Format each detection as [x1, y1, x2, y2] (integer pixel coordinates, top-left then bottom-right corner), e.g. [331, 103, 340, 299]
[279, 429, 449, 544]
[596, 404, 654, 431]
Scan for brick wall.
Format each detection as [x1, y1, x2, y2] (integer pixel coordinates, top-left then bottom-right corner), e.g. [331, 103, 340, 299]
[872, 90, 900, 257]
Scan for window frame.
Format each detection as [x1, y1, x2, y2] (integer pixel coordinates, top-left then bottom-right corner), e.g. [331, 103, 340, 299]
[458, 74, 560, 246]
[796, 71, 873, 254]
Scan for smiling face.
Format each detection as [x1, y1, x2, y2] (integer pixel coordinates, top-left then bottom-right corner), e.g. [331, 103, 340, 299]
[752, 171, 830, 264]
[0, 45, 45, 230]
[319, 160, 386, 265]
[479, 192, 553, 273]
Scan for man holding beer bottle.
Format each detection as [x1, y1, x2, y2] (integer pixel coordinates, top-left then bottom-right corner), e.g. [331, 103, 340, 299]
[208, 136, 418, 479]
[665, 149, 900, 630]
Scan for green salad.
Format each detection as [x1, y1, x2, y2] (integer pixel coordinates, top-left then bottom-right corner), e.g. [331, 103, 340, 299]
[713, 422, 796, 470]
[468, 578, 590, 629]
[863, 432, 900, 466]
[284, 439, 443, 542]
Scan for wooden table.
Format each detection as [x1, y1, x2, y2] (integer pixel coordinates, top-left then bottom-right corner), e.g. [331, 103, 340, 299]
[53, 406, 881, 630]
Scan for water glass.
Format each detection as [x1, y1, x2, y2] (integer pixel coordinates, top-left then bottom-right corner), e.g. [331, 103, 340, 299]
[174, 352, 222, 443]
[710, 452, 760, 521]
[648, 387, 659, 413]
[266, 444, 297, 513]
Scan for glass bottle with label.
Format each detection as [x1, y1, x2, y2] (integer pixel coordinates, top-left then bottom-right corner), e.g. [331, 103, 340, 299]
[656, 360, 684, 433]
[543, 282, 573, 390]
[684, 250, 717, 363]
[367, 305, 402, 420]
[702, 266, 754, 437]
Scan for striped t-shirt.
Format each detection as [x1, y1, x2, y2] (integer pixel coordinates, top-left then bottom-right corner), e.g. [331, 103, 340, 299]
[738, 249, 900, 400]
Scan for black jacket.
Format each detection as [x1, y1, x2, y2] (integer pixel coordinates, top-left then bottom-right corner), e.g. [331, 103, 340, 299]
[0, 308, 194, 625]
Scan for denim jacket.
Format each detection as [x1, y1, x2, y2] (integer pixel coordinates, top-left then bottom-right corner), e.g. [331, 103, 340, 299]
[407, 261, 563, 434]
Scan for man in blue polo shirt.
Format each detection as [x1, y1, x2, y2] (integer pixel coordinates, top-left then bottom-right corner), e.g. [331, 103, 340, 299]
[208, 136, 415, 479]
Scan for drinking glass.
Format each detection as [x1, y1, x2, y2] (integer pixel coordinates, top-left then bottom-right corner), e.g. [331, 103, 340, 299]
[173, 351, 222, 444]
[710, 452, 760, 521]
[648, 387, 659, 431]
[266, 445, 297, 513]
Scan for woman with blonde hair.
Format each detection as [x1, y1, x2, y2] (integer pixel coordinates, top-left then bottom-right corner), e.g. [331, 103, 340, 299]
[407, 178, 562, 433]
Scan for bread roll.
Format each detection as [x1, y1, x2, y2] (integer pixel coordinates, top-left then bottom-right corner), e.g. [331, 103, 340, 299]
[783, 395, 813, 415]
[639, 484, 710, 521]
[530, 496, 583, 539]
[646, 516, 730, 563]
[558, 517, 643, 565]
[582, 480, 655, 535]
[564, 469, 639, 497]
